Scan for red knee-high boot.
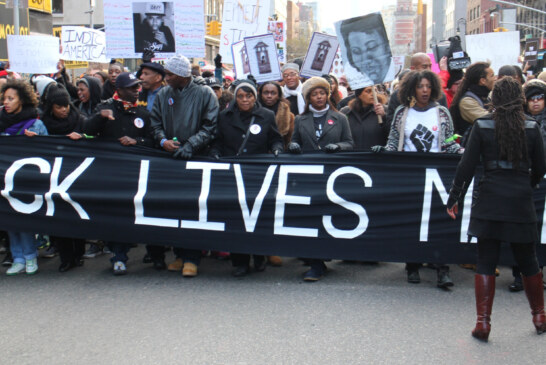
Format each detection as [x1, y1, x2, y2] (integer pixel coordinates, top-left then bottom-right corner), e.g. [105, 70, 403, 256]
[472, 274, 496, 342]
[522, 272, 546, 334]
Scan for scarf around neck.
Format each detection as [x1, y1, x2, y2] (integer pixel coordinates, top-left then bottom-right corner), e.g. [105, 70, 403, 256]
[0, 107, 38, 134]
[309, 104, 329, 118]
[283, 82, 305, 114]
[113, 92, 138, 110]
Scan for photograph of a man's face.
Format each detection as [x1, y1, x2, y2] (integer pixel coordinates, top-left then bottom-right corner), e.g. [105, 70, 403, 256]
[133, 2, 175, 53]
[338, 13, 393, 87]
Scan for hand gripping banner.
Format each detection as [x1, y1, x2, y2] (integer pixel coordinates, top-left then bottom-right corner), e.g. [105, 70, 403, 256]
[0, 137, 545, 264]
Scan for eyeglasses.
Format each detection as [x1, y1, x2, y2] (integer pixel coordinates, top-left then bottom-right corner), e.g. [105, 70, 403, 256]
[530, 94, 544, 102]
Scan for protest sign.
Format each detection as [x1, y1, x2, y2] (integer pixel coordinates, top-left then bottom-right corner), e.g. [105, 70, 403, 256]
[268, 21, 286, 63]
[244, 34, 281, 83]
[330, 47, 344, 78]
[335, 13, 394, 89]
[0, 3, 30, 61]
[61, 26, 108, 63]
[219, 0, 271, 63]
[300, 32, 339, 78]
[524, 38, 539, 67]
[231, 40, 250, 79]
[465, 31, 519, 73]
[1, 137, 546, 264]
[104, 0, 204, 59]
[7, 35, 59, 73]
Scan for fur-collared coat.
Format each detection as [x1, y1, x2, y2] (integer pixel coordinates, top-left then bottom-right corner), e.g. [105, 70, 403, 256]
[275, 100, 295, 149]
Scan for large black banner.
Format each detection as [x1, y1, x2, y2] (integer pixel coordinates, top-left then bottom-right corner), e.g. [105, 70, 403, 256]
[1, 136, 545, 264]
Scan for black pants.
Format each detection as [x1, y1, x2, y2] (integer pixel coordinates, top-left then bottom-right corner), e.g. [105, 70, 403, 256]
[405, 263, 449, 271]
[52, 236, 85, 264]
[231, 253, 265, 267]
[477, 238, 540, 276]
[146, 244, 166, 263]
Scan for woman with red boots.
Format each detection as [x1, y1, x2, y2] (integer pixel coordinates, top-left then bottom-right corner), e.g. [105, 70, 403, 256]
[447, 77, 546, 341]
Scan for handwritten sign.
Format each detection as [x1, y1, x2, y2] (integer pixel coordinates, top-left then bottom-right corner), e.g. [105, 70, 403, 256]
[220, 0, 270, 63]
[104, 0, 204, 59]
[61, 26, 107, 63]
[465, 31, 520, 74]
[7, 35, 59, 73]
[300, 32, 339, 78]
[244, 33, 281, 83]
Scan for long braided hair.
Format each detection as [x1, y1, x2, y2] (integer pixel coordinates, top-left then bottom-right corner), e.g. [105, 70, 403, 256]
[491, 77, 527, 166]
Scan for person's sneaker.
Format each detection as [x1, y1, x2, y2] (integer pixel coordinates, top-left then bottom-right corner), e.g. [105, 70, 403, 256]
[182, 262, 198, 277]
[508, 275, 524, 292]
[36, 235, 50, 249]
[2, 252, 13, 266]
[167, 258, 183, 272]
[25, 258, 38, 275]
[437, 269, 454, 288]
[83, 244, 102, 259]
[113, 261, 127, 276]
[6, 262, 26, 275]
[407, 269, 421, 284]
[42, 245, 57, 258]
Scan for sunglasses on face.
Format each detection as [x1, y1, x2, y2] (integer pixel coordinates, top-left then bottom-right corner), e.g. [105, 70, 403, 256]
[530, 94, 544, 102]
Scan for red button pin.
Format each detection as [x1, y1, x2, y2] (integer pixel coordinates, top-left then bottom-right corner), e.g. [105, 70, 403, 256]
[327, 119, 334, 125]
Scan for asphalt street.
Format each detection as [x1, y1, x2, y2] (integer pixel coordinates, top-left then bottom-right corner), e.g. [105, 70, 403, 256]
[1, 245, 545, 365]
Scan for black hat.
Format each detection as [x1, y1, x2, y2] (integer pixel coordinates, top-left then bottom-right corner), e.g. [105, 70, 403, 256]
[447, 70, 464, 89]
[204, 77, 222, 89]
[524, 80, 546, 100]
[138, 62, 166, 78]
[116, 72, 141, 89]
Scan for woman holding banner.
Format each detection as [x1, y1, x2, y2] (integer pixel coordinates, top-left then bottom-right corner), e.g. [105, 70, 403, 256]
[288, 76, 354, 281]
[210, 79, 283, 277]
[447, 77, 546, 341]
[374, 70, 462, 288]
[0, 79, 48, 275]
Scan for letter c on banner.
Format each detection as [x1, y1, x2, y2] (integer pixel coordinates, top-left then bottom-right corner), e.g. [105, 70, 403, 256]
[1, 158, 51, 214]
[323, 167, 372, 239]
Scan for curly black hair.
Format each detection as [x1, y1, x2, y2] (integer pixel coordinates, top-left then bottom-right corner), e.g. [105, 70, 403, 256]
[0, 79, 38, 109]
[491, 77, 527, 166]
[398, 70, 442, 107]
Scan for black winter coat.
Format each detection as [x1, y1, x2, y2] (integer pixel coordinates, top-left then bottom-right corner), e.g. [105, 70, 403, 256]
[83, 99, 153, 147]
[448, 117, 545, 224]
[291, 109, 354, 152]
[211, 104, 283, 157]
[341, 103, 390, 151]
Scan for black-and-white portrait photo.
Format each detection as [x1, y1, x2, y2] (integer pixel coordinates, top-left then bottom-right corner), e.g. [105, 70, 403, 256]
[133, 2, 175, 53]
[336, 13, 394, 88]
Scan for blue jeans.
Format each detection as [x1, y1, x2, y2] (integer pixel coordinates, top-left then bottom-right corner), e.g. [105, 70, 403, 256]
[8, 231, 37, 264]
[108, 242, 130, 264]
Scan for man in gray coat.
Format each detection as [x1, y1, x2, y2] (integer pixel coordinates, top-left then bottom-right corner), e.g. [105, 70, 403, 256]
[150, 54, 219, 277]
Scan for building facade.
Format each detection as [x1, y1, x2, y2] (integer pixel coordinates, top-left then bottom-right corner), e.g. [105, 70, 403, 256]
[392, 0, 417, 55]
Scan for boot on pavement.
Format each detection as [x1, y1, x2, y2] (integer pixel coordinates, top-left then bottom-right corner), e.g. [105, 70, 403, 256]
[472, 274, 495, 342]
[522, 272, 546, 334]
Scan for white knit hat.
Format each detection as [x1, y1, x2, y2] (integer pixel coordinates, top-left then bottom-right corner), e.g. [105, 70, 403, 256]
[165, 55, 191, 77]
[33, 76, 56, 97]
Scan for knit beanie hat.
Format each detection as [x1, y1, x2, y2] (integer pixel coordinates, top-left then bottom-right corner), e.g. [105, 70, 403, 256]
[447, 70, 464, 89]
[165, 55, 191, 77]
[46, 83, 70, 107]
[523, 79, 546, 100]
[302, 76, 330, 101]
[281, 63, 300, 74]
[33, 76, 56, 97]
[234, 79, 257, 99]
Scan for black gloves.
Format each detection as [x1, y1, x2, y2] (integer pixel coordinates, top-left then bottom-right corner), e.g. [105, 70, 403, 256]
[324, 143, 340, 153]
[214, 54, 222, 69]
[371, 145, 385, 153]
[272, 148, 282, 157]
[142, 49, 155, 63]
[288, 142, 302, 154]
[173, 142, 194, 160]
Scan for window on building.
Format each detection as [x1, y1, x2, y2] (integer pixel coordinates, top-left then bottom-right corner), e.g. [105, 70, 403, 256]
[52, 0, 63, 14]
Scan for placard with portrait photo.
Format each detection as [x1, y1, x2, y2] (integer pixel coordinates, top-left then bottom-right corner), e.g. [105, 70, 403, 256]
[133, 2, 175, 53]
[335, 13, 394, 89]
[244, 34, 281, 83]
[300, 32, 339, 78]
[231, 40, 251, 80]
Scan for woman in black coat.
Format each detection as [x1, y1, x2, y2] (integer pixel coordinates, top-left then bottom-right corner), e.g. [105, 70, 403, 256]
[41, 83, 87, 272]
[447, 77, 546, 341]
[211, 80, 283, 277]
[288, 76, 354, 281]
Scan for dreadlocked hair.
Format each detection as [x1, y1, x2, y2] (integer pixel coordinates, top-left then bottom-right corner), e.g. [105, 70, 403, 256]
[491, 77, 527, 166]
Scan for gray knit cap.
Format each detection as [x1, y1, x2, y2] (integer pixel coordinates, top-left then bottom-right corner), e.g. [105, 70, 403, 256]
[281, 63, 300, 73]
[165, 55, 192, 77]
